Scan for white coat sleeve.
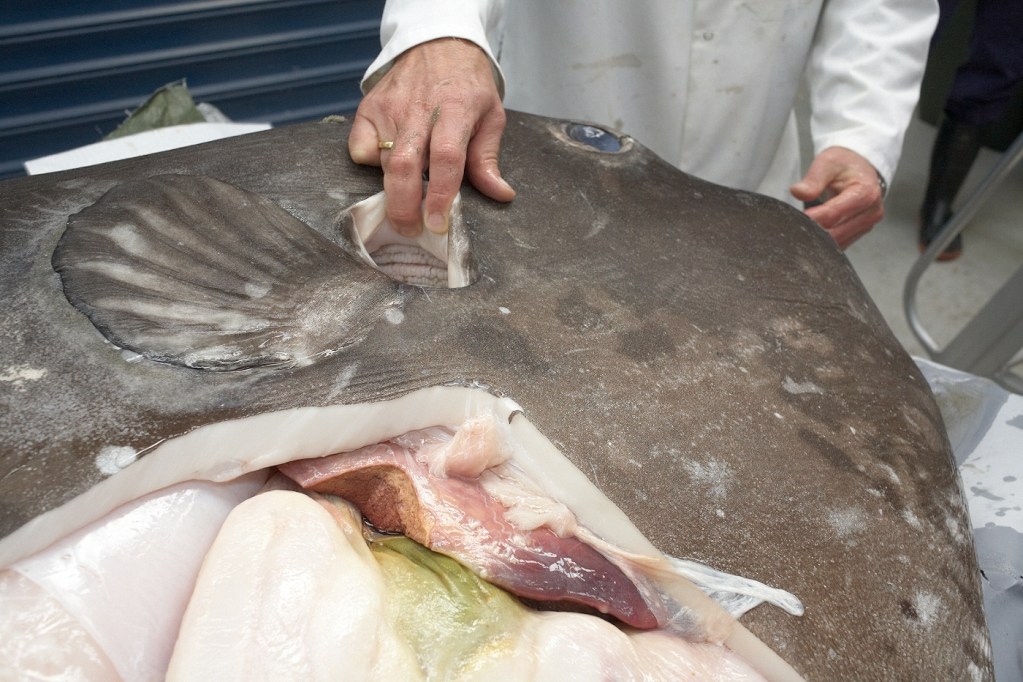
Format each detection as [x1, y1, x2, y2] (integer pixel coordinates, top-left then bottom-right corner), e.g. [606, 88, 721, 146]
[806, 0, 938, 184]
[360, 0, 506, 96]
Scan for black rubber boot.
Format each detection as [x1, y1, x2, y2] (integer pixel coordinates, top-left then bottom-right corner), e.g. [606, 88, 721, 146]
[919, 117, 982, 260]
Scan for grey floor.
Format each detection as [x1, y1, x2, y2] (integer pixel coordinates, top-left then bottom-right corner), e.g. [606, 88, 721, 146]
[843, 116, 1023, 371]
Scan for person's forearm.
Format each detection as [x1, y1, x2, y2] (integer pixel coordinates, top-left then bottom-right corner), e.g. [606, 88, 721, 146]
[362, 0, 507, 96]
[806, 0, 938, 186]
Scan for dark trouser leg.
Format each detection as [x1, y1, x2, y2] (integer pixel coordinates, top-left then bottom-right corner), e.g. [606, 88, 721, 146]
[921, 0, 1023, 259]
[920, 116, 981, 259]
[944, 0, 1023, 128]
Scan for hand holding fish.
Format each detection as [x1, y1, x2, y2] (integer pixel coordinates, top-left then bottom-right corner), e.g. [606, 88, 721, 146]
[790, 146, 886, 249]
[349, 38, 516, 237]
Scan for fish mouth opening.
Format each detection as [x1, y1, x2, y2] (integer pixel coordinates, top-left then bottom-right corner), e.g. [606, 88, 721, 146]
[339, 189, 480, 289]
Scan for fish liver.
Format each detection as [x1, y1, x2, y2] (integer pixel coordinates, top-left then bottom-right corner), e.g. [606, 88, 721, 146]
[279, 428, 659, 629]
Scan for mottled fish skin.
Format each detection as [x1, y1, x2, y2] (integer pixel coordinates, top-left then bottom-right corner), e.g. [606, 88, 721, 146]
[0, 114, 993, 679]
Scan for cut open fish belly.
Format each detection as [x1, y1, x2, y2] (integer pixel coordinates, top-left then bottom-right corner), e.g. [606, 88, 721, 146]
[0, 570, 119, 680]
[279, 416, 802, 639]
[169, 490, 772, 681]
[1, 474, 269, 681]
[0, 390, 803, 681]
[0, 387, 634, 568]
[167, 491, 424, 681]
[279, 423, 662, 631]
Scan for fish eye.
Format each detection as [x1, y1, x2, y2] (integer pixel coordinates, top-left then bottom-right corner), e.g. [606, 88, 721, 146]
[566, 123, 623, 153]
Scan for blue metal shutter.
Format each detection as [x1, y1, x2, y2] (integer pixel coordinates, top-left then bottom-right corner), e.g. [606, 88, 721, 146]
[0, 0, 384, 178]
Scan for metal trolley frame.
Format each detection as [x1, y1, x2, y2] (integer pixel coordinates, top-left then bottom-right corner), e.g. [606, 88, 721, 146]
[903, 131, 1023, 393]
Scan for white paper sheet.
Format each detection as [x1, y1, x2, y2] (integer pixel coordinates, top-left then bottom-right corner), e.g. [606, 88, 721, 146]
[24, 122, 271, 176]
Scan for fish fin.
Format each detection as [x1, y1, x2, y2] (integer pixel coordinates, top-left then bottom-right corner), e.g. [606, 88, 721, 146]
[52, 174, 401, 370]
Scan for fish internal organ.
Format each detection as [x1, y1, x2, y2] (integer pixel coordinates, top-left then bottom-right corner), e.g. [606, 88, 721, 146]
[281, 417, 662, 629]
[280, 415, 801, 651]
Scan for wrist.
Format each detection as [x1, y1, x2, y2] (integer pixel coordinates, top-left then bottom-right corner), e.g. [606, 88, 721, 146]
[874, 168, 887, 200]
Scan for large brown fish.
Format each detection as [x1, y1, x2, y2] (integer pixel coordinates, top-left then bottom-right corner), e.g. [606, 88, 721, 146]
[0, 113, 992, 678]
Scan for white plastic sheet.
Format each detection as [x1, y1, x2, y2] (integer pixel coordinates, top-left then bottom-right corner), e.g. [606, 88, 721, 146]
[916, 358, 1023, 681]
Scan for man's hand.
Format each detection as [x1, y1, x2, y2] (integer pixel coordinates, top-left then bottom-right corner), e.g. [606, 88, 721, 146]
[349, 38, 515, 237]
[790, 146, 885, 249]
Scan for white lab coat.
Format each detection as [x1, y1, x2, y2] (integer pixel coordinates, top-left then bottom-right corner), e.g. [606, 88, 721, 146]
[363, 0, 937, 204]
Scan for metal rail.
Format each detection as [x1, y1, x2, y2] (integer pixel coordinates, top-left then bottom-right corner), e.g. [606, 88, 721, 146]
[903, 130, 1023, 392]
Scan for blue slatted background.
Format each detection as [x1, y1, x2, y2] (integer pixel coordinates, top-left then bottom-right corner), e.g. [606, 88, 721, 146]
[0, 0, 384, 178]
